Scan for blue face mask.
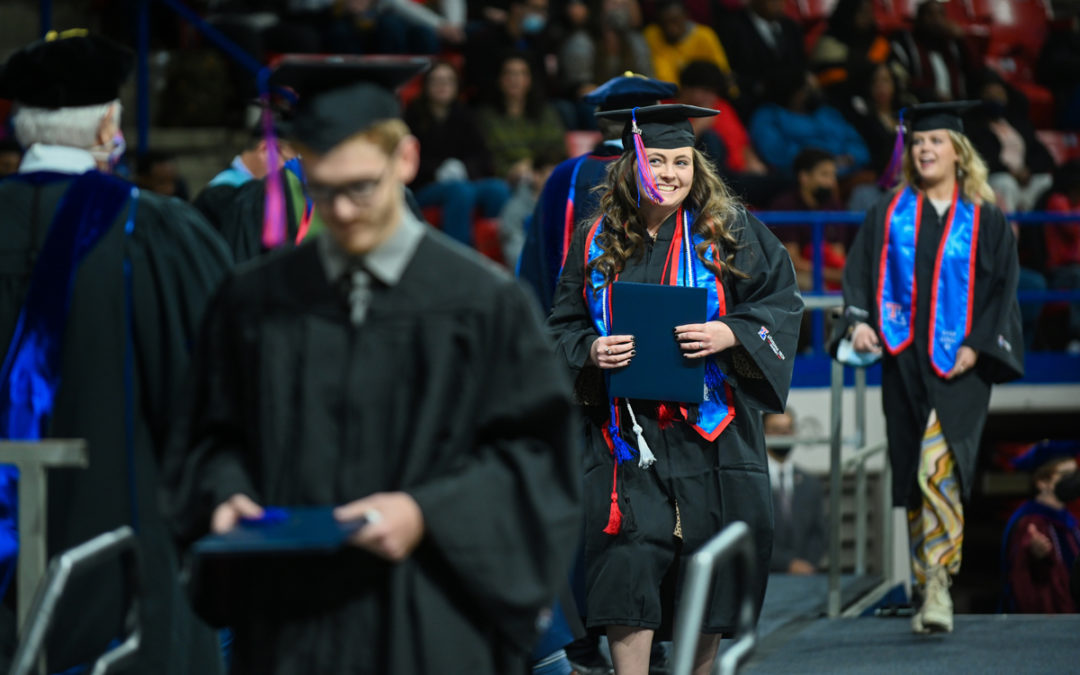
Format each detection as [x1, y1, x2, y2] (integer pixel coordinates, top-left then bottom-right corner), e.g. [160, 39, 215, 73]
[108, 131, 126, 171]
[521, 12, 546, 34]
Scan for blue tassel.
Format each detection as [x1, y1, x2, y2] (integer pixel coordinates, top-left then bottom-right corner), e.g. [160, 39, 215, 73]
[705, 359, 725, 401]
[608, 402, 636, 464]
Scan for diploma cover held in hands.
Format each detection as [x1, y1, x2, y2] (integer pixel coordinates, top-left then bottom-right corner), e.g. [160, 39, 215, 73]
[608, 281, 707, 403]
[192, 506, 367, 557]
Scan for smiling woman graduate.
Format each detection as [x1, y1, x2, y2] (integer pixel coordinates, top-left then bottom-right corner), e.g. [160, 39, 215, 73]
[547, 103, 802, 675]
[833, 100, 1024, 636]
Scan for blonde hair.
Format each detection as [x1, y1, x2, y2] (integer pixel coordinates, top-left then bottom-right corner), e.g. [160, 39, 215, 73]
[901, 129, 995, 204]
[586, 147, 745, 291]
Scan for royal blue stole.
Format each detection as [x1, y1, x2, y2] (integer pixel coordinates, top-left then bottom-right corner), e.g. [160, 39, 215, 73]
[877, 185, 980, 376]
[0, 171, 136, 598]
[583, 210, 735, 460]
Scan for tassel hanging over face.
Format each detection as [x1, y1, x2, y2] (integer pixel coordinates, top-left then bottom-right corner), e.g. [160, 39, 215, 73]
[631, 107, 664, 207]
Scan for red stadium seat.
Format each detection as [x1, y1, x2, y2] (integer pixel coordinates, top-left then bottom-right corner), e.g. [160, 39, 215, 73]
[421, 207, 505, 265]
[1035, 130, 1080, 166]
[565, 131, 602, 158]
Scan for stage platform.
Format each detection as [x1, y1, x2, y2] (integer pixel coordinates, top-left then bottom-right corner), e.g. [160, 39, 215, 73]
[743, 613, 1080, 674]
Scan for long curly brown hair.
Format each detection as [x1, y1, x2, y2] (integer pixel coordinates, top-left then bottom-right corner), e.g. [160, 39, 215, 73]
[585, 147, 745, 291]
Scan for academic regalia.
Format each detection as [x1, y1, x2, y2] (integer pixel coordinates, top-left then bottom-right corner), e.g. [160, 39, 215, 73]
[517, 74, 678, 313]
[840, 191, 1022, 506]
[1002, 501, 1080, 613]
[549, 206, 800, 633]
[0, 32, 230, 674]
[163, 228, 581, 674]
[0, 172, 231, 672]
[517, 141, 621, 312]
[162, 55, 582, 675]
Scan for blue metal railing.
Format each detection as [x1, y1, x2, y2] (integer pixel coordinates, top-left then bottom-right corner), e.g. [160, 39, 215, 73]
[754, 210, 1080, 355]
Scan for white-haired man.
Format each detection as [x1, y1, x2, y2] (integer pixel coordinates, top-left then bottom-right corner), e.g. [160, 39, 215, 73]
[0, 31, 229, 673]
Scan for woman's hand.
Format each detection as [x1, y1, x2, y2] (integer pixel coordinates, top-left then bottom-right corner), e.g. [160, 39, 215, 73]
[851, 323, 881, 354]
[590, 335, 635, 369]
[946, 345, 978, 379]
[675, 321, 738, 358]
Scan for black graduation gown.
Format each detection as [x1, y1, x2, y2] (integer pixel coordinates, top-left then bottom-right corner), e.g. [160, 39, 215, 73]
[0, 174, 231, 673]
[162, 230, 582, 675]
[836, 189, 1024, 507]
[547, 209, 802, 633]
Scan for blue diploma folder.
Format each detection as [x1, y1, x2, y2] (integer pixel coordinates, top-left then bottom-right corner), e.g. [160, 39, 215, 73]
[192, 506, 367, 557]
[608, 281, 707, 403]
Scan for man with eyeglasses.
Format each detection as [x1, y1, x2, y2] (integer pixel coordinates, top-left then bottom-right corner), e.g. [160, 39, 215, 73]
[163, 56, 582, 674]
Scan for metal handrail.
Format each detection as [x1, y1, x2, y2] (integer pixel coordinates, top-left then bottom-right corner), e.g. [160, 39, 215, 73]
[9, 526, 142, 675]
[670, 522, 757, 675]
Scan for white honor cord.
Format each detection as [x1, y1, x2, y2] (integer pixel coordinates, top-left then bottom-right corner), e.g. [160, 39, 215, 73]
[624, 401, 656, 469]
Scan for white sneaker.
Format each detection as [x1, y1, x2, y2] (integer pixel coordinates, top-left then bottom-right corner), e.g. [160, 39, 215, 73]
[919, 565, 954, 633]
[910, 607, 930, 634]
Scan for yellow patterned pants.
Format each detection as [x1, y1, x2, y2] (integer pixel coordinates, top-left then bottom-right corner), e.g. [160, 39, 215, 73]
[907, 411, 964, 585]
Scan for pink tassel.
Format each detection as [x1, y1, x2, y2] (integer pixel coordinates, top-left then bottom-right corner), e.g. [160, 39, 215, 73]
[602, 463, 622, 535]
[631, 109, 663, 205]
[260, 85, 287, 249]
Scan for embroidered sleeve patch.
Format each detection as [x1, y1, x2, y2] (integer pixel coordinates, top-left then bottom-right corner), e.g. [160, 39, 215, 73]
[997, 334, 1012, 353]
[759, 325, 785, 360]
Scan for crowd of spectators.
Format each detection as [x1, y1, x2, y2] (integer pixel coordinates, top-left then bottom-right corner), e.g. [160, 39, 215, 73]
[13, 0, 1079, 349]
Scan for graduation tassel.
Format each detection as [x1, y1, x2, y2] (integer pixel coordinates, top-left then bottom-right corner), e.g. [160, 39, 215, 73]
[603, 462, 623, 535]
[607, 403, 636, 464]
[631, 108, 663, 207]
[258, 67, 287, 249]
[878, 108, 906, 189]
[624, 401, 656, 469]
[657, 403, 676, 430]
[704, 359, 725, 401]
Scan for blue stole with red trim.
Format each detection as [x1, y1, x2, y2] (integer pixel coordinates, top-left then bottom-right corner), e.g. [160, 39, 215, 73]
[583, 209, 735, 460]
[877, 185, 979, 376]
[0, 170, 135, 598]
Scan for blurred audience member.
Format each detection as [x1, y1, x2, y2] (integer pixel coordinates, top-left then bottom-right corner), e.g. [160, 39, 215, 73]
[768, 148, 849, 293]
[1002, 441, 1080, 613]
[207, 122, 291, 189]
[465, 0, 554, 102]
[1043, 161, 1080, 353]
[764, 410, 826, 576]
[406, 60, 510, 247]
[642, 1, 733, 97]
[557, 0, 652, 129]
[966, 71, 1055, 213]
[749, 69, 870, 177]
[135, 150, 188, 200]
[476, 52, 566, 186]
[714, 0, 806, 116]
[891, 0, 980, 103]
[677, 60, 785, 207]
[0, 138, 22, 176]
[809, 0, 892, 97]
[559, 0, 652, 100]
[500, 146, 566, 266]
[1037, 6, 1080, 130]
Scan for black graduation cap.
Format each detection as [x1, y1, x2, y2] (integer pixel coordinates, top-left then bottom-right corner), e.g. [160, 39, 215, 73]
[878, 100, 983, 188]
[903, 100, 982, 135]
[582, 72, 678, 112]
[0, 30, 133, 108]
[1010, 440, 1080, 473]
[270, 54, 430, 154]
[595, 103, 719, 150]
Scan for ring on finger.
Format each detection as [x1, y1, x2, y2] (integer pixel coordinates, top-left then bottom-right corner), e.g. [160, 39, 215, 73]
[606, 347, 612, 355]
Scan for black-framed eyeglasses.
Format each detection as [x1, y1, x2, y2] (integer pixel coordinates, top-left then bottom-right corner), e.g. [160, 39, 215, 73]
[307, 165, 391, 206]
